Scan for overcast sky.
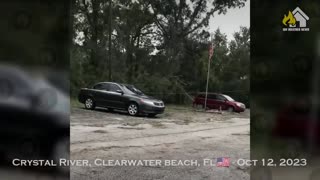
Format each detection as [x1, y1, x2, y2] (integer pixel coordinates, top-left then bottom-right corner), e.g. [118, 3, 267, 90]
[209, 0, 250, 41]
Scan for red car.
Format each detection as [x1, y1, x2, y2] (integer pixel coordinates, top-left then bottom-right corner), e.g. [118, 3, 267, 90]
[193, 93, 246, 112]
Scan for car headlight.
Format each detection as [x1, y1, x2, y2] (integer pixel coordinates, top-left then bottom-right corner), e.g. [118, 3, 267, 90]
[156, 101, 164, 107]
[235, 102, 245, 108]
[141, 99, 155, 106]
[141, 99, 164, 107]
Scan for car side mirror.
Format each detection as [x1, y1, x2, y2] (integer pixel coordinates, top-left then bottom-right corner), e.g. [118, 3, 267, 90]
[116, 89, 123, 94]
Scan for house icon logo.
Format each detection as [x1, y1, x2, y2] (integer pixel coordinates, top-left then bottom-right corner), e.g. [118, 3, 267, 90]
[282, 7, 309, 31]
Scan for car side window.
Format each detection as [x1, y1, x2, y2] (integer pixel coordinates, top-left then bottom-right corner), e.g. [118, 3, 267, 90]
[208, 94, 217, 100]
[216, 95, 225, 101]
[93, 83, 103, 90]
[93, 83, 109, 91]
[101, 83, 110, 91]
[109, 84, 121, 92]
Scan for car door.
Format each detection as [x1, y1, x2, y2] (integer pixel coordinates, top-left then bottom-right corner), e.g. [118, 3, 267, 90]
[206, 94, 218, 109]
[91, 83, 104, 106]
[108, 84, 126, 109]
[215, 95, 228, 110]
[195, 94, 205, 106]
[92, 83, 110, 107]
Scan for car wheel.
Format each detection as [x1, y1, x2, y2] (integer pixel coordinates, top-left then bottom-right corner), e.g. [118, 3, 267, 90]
[148, 113, 157, 117]
[128, 103, 139, 116]
[227, 106, 234, 112]
[84, 97, 95, 110]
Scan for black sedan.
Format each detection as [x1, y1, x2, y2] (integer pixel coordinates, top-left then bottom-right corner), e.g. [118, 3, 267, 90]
[78, 82, 165, 117]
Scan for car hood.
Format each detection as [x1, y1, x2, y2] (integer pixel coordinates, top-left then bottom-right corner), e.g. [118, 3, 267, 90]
[234, 101, 243, 104]
[230, 101, 245, 106]
[134, 94, 162, 102]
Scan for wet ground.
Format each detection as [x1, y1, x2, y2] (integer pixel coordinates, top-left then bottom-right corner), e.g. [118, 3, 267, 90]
[71, 106, 250, 180]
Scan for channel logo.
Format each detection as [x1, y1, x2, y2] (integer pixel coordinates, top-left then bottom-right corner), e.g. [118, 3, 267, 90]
[282, 7, 309, 32]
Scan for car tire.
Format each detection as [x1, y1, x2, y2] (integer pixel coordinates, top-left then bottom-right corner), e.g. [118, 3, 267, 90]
[128, 103, 139, 116]
[227, 106, 234, 112]
[148, 113, 157, 118]
[84, 97, 95, 110]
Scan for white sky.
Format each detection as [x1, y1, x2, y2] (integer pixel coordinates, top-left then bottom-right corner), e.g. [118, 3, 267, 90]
[209, 0, 250, 41]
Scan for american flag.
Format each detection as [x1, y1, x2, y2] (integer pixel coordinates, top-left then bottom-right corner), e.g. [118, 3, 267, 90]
[216, 157, 230, 167]
[208, 43, 214, 60]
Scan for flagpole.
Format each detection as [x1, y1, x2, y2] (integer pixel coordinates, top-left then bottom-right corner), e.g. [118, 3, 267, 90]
[204, 38, 212, 111]
[204, 55, 210, 110]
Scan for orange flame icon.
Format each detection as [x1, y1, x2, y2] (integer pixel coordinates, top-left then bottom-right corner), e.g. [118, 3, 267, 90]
[282, 11, 296, 26]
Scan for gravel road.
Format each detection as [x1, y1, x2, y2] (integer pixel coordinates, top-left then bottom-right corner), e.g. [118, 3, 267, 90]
[71, 106, 250, 180]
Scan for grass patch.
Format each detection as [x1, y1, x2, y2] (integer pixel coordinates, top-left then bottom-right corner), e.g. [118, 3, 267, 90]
[165, 104, 194, 112]
[71, 98, 82, 108]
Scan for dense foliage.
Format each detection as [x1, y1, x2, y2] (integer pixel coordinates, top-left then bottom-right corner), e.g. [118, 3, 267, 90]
[71, 0, 249, 106]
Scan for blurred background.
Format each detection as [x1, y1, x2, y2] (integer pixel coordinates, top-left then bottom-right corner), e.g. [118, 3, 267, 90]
[251, 0, 320, 179]
[0, 0, 70, 179]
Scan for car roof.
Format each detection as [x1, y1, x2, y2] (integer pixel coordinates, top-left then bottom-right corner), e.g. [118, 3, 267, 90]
[120, 83, 134, 87]
[99, 81, 116, 84]
[98, 82, 135, 87]
[96, 81, 120, 85]
[197, 92, 223, 95]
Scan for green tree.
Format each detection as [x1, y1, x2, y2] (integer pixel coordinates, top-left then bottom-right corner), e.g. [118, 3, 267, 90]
[71, 0, 249, 105]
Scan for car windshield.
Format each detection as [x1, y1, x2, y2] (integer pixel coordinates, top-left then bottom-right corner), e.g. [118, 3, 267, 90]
[223, 95, 235, 101]
[123, 84, 145, 96]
